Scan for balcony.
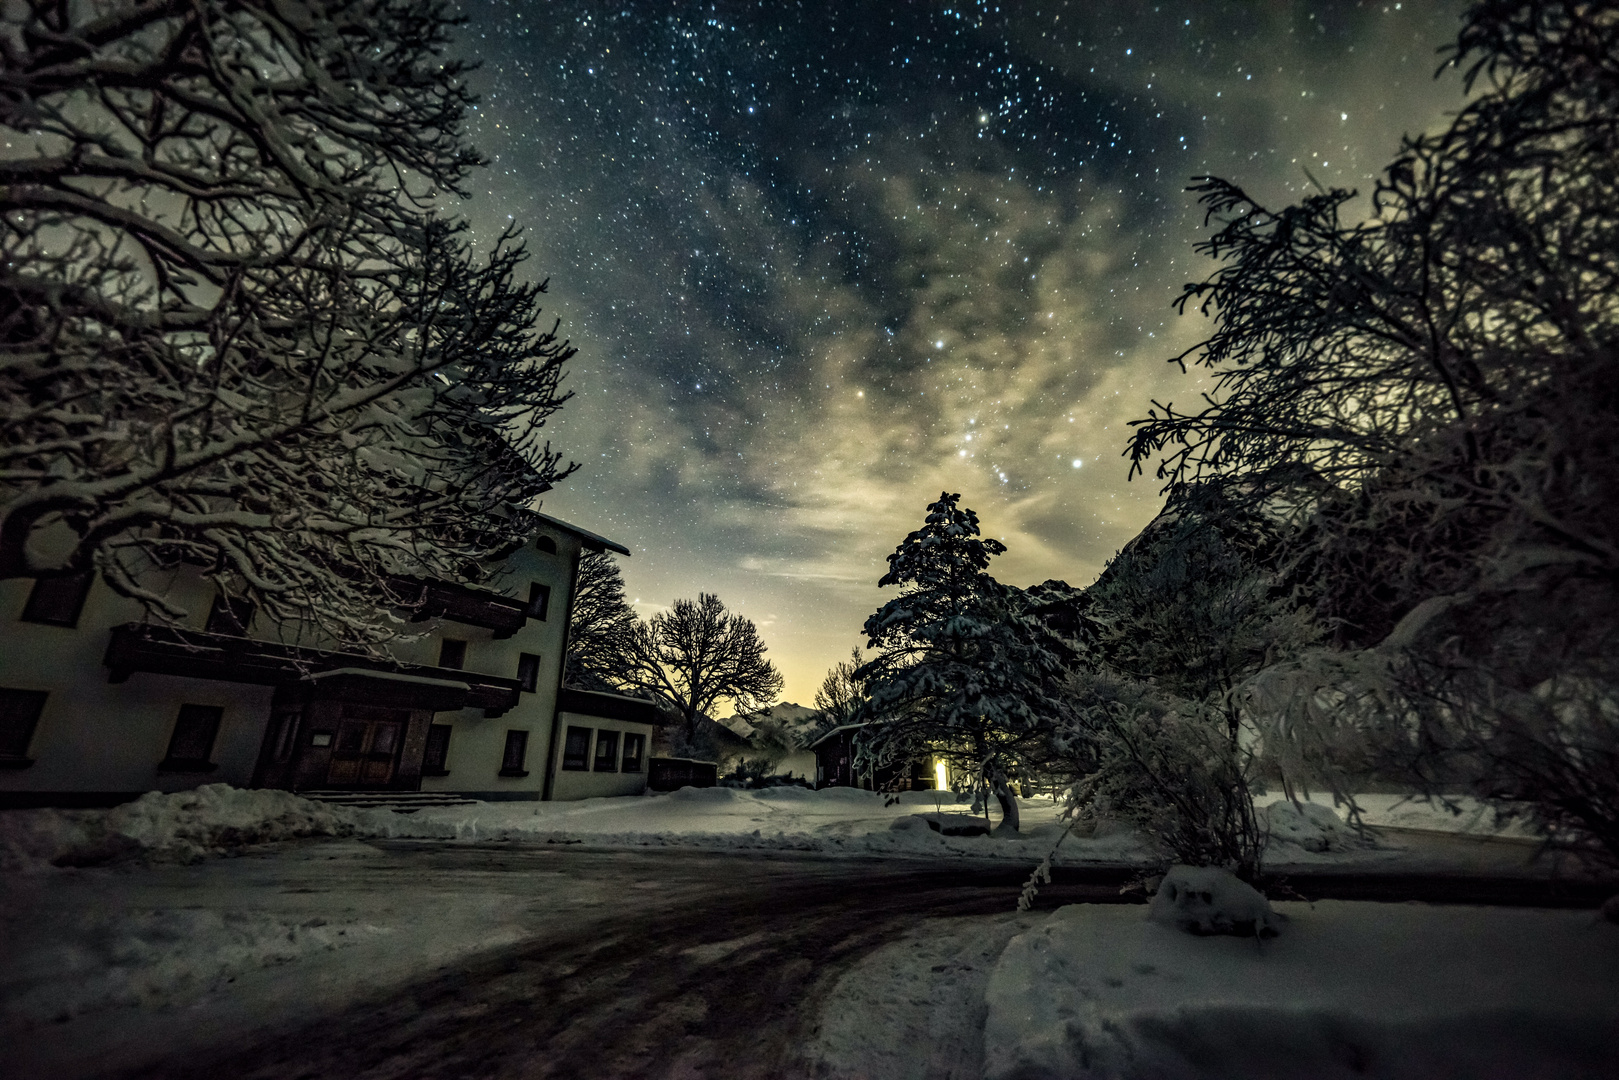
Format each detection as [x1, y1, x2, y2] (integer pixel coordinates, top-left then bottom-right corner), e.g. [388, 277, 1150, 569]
[104, 624, 522, 713]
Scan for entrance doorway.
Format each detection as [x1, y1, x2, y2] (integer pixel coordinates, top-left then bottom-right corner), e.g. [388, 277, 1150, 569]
[325, 704, 409, 787]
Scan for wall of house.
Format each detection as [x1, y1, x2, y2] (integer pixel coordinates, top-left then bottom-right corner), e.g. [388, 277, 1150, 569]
[548, 712, 652, 800]
[417, 522, 579, 800]
[0, 569, 272, 801]
[0, 517, 605, 804]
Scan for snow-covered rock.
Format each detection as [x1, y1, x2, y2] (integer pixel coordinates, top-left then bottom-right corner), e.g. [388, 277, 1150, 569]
[1147, 864, 1283, 938]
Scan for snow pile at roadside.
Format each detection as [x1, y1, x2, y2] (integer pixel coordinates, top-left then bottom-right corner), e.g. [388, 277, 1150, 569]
[1260, 799, 1369, 853]
[0, 785, 379, 870]
[0, 785, 1150, 871]
[1255, 790, 1538, 840]
[383, 786, 1153, 865]
[984, 899, 1619, 1080]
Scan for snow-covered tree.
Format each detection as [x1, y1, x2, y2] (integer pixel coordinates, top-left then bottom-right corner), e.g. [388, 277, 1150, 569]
[1048, 488, 1315, 879]
[622, 593, 783, 741]
[1128, 1, 1619, 868]
[566, 550, 639, 689]
[854, 493, 1064, 832]
[0, 0, 574, 644]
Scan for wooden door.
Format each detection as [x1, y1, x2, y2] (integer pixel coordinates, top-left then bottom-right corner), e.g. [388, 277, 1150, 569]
[325, 705, 408, 787]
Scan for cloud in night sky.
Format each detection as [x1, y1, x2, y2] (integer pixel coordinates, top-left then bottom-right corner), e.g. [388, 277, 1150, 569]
[454, 0, 1469, 699]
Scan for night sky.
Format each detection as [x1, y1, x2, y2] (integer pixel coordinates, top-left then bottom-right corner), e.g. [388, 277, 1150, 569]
[453, 0, 1468, 702]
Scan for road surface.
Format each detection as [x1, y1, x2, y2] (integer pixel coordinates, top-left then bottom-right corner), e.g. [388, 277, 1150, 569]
[77, 835, 1611, 1080]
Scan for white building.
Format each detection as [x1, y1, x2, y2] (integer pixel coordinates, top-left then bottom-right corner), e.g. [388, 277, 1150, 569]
[0, 514, 659, 808]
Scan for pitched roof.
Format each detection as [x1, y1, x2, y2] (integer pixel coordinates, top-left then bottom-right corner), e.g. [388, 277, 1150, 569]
[535, 512, 631, 556]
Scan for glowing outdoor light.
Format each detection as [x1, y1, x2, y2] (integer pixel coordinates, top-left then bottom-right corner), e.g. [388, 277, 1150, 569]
[934, 760, 949, 791]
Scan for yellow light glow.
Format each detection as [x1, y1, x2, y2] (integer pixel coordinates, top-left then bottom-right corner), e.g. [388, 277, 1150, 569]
[934, 760, 948, 791]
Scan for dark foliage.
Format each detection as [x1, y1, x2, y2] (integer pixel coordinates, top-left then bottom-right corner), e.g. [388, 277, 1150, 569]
[1130, 1, 1619, 866]
[0, 0, 575, 642]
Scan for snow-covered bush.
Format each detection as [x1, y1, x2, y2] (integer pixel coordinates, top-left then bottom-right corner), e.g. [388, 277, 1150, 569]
[1057, 668, 1266, 880]
[1128, 2, 1619, 875]
[1148, 864, 1283, 938]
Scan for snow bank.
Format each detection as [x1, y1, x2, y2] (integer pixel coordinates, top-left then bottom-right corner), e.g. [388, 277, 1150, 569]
[1261, 800, 1368, 853]
[2, 785, 1148, 872]
[1147, 865, 1283, 938]
[0, 785, 385, 871]
[985, 901, 1619, 1080]
[1255, 791, 1538, 840]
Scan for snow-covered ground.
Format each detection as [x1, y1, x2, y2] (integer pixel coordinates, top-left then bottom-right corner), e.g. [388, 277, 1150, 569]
[2, 784, 1607, 1078]
[980, 900, 1619, 1080]
[0, 782, 1548, 877]
[0, 783, 1148, 873]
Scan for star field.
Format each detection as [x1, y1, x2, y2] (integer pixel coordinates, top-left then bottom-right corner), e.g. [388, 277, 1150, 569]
[454, 0, 1467, 700]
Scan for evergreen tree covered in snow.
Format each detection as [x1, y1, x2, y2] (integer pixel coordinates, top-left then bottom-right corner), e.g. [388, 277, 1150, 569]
[854, 493, 1064, 831]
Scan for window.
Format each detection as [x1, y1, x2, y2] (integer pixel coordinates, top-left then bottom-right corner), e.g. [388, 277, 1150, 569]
[161, 704, 221, 771]
[269, 706, 301, 764]
[621, 732, 645, 774]
[21, 572, 93, 628]
[0, 688, 47, 764]
[562, 725, 591, 771]
[500, 729, 530, 776]
[593, 729, 619, 772]
[438, 638, 467, 670]
[527, 582, 551, 621]
[516, 652, 541, 693]
[422, 724, 452, 776]
[535, 535, 557, 554]
[205, 594, 254, 636]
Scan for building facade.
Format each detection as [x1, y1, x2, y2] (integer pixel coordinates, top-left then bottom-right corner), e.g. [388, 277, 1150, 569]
[0, 514, 659, 808]
[807, 724, 946, 792]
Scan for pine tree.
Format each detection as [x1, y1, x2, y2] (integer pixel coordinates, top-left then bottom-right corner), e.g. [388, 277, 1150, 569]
[854, 492, 1063, 832]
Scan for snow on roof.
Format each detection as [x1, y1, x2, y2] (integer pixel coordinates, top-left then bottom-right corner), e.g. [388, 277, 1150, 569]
[806, 722, 870, 750]
[534, 512, 631, 556]
[302, 668, 471, 692]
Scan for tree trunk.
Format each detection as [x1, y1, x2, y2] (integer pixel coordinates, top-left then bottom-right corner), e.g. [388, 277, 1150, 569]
[987, 764, 1020, 835]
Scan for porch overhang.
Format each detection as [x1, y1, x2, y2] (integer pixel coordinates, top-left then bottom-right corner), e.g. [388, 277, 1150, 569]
[303, 668, 472, 711]
[104, 624, 521, 713]
[557, 688, 663, 726]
